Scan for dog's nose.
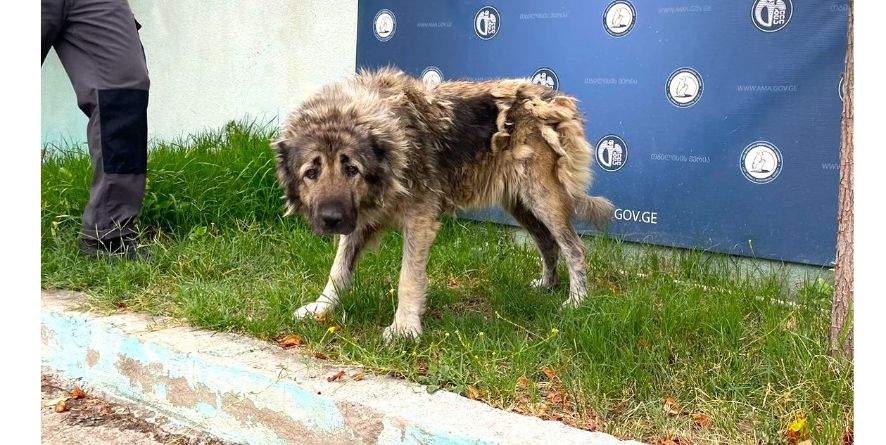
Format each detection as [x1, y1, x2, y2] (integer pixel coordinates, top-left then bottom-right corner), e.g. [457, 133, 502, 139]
[319, 207, 344, 229]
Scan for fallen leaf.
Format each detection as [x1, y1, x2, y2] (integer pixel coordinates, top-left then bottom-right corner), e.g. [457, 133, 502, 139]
[542, 367, 558, 380]
[277, 334, 303, 348]
[313, 352, 328, 360]
[351, 372, 365, 381]
[54, 400, 68, 413]
[663, 396, 683, 416]
[843, 429, 853, 445]
[70, 387, 86, 400]
[785, 413, 811, 443]
[658, 439, 678, 445]
[516, 376, 530, 388]
[466, 385, 480, 400]
[327, 371, 346, 382]
[691, 412, 712, 428]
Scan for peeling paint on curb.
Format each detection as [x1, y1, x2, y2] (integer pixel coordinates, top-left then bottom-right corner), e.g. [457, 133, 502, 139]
[41, 290, 647, 445]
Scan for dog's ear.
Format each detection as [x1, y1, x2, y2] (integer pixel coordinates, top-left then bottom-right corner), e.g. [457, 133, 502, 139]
[365, 133, 409, 197]
[271, 138, 303, 216]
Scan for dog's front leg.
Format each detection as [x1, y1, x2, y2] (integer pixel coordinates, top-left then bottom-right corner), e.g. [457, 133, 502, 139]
[383, 215, 440, 342]
[294, 227, 376, 320]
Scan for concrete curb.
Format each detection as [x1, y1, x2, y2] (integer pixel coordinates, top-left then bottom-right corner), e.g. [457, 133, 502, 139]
[42, 290, 647, 445]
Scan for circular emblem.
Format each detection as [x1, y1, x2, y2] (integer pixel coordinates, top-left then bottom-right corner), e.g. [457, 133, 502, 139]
[474, 6, 501, 40]
[839, 75, 845, 102]
[603, 1, 636, 37]
[740, 141, 783, 184]
[596, 135, 628, 172]
[420, 67, 444, 86]
[531, 68, 559, 90]
[666, 67, 703, 108]
[373, 9, 396, 41]
[752, 0, 792, 33]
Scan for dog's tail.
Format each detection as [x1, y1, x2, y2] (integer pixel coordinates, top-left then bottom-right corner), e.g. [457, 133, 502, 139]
[573, 195, 615, 230]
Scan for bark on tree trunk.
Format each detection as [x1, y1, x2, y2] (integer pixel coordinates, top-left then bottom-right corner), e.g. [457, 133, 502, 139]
[830, 0, 853, 359]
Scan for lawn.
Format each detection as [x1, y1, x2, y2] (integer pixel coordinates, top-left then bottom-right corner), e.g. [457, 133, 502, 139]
[41, 121, 853, 445]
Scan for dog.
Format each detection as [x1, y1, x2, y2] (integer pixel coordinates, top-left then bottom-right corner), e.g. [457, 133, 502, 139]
[273, 68, 614, 340]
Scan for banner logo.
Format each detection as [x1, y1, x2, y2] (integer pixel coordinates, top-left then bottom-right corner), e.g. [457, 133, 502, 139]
[420, 67, 444, 86]
[667, 67, 703, 107]
[531, 68, 559, 90]
[475, 6, 501, 40]
[752, 0, 792, 32]
[373, 9, 396, 41]
[604, 1, 636, 37]
[741, 141, 783, 183]
[596, 135, 628, 172]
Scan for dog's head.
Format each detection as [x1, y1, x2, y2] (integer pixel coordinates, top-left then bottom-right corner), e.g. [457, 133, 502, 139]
[273, 81, 410, 235]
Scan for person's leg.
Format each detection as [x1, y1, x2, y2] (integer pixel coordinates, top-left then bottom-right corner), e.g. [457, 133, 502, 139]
[51, 0, 150, 256]
[41, 0, 67, 63]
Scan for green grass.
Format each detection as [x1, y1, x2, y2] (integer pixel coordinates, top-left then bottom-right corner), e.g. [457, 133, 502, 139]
[41, 121, 852, 445]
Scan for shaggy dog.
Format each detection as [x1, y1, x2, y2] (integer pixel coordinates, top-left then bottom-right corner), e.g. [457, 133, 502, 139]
[273, 68, 614, 340]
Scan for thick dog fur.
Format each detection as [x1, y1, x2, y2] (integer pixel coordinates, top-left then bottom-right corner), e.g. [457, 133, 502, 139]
[274, 67, 614, 340]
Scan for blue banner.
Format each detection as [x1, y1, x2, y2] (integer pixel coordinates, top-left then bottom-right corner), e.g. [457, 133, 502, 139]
[356, 1, 849, 266]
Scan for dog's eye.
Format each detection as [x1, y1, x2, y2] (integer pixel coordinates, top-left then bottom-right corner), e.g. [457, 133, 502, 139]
[344, 165, 359, 177]
[304, 168, 319, 180]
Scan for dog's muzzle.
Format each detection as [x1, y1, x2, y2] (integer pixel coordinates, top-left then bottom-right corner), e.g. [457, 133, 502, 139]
[314, 202, 356, 235]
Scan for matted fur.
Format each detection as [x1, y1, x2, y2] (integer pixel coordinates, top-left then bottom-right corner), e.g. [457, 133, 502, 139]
[274, 68, 614, 340]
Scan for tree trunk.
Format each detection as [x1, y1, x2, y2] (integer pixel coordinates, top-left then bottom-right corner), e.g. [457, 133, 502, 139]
[830, 0, 853, 359]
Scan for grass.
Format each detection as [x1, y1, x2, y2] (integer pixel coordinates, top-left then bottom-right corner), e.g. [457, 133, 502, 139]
[41, 121, 853, 445]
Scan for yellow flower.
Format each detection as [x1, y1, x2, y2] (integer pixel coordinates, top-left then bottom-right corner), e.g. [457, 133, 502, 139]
[327, 326, 337, 334]
[479, 331, 485, 337]
[551, 328, 560, 335]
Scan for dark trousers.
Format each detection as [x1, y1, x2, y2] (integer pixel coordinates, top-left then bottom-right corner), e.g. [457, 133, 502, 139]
[42, 0, 150, 240]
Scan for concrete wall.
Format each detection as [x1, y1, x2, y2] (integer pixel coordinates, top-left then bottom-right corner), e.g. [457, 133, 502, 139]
[41, 0, 358, 147]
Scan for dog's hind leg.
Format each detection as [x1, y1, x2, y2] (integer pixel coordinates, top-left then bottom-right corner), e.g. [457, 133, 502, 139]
[383, 214, 441, 341]
[504, 200, 560, 289]
[521, 184, 588, 309]
[294, 226, 378, 320]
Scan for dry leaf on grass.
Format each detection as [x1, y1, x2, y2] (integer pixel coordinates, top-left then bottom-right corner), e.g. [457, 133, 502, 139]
[843, 429, 854, 445]
[54, 400, 68, 413]
[691, 412, 712, 428]
[327, 371, 346, 382]
[351, 372, 365, 381]
[516, 376, 530, 388]
[277, 334, 303, 348]
[70, 387, 86, 400]
[663, 396, 684, 416]
[466, 385, 481, 400]
[542, 367, 558, 380]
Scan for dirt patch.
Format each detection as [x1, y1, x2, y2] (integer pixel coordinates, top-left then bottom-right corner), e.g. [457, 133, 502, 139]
[41, 373, 231, 445]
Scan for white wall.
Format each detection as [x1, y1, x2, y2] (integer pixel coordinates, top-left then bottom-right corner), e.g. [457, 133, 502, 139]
[41, 0, 358, 147]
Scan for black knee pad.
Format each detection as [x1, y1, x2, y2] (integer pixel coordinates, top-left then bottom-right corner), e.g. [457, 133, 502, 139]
[99, 88, 148, 174]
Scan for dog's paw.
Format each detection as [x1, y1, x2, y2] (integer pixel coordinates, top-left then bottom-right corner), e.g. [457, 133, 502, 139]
[293, 301, 333, 320]
[530, 277, 558, 290]
[560, 295, 586, 310]
[382, 320, 422, 343]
